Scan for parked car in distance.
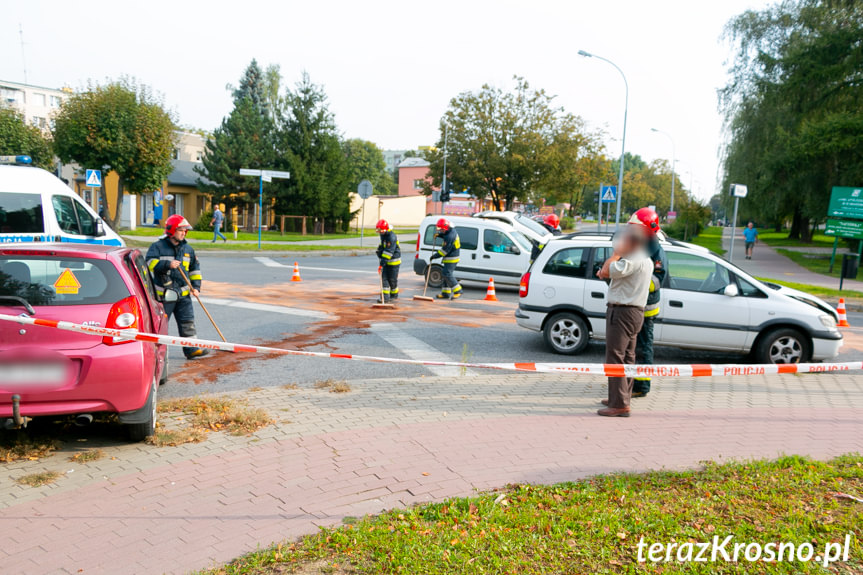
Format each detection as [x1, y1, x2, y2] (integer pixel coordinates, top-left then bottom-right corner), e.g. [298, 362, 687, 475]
[414, 215, 533, 287]
[472, 210, 552, 245]
[0, 157, 124, 246]
[516, 233, 842, 363]
[0, 244, 169, 440]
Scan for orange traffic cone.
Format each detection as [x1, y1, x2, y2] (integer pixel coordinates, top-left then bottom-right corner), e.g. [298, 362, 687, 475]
[484, 277, 498, 301]
[291, 262, 302, 282]
[837, 298, 850, 327]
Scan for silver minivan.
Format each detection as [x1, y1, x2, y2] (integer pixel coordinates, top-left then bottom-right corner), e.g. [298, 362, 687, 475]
[413, 215, 533, 287]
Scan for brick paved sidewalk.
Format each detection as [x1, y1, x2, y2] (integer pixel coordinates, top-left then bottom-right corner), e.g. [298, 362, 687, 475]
[2, 372, 863, 575]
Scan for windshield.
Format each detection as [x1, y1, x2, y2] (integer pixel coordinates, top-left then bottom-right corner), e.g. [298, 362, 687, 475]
[0, 256, 129, 306]
[511, 231, 533, 251]
[515, 214, 550, 237]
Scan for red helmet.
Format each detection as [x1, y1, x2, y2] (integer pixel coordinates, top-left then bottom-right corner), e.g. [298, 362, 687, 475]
[165, 214, 192, 236]
[436, 218, 452, 231]
[628, 207, 660, 236]
[544, 214, 561, 229]
[375, 219, 390, 233]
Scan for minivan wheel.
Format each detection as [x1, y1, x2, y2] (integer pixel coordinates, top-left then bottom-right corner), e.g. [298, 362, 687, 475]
[127, 378, 157, 442]
[755, 328, 811, 364]
[427, 265, 444, 288]
[543, 312, 590, 355]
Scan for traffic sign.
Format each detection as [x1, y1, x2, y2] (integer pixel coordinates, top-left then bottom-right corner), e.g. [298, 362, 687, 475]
[357, 179, 373, 199]
[730, 184, 748, 198]
[825, 218, 863, 240]
[600, 185, 616, 203]
[828, 187, 863, 220]
[85, 169, 102, 187]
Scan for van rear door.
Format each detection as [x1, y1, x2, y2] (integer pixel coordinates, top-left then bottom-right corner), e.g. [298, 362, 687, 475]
[0, 192, 46, 242]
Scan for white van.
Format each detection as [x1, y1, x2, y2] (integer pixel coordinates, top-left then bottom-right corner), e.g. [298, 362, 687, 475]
[0, 162, 123, 246]
[472, 210, 553, 245]
[413, 215, 533, 288]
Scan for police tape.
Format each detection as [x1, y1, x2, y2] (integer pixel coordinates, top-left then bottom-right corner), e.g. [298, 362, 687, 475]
[0, 312, 860, 378]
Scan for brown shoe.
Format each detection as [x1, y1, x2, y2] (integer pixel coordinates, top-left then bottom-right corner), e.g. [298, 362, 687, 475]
[597, 407, 631, 417]
[600, 399, 609, 406]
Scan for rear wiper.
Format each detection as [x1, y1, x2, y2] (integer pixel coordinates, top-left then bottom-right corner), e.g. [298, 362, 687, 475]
[0, 296, 36, 315]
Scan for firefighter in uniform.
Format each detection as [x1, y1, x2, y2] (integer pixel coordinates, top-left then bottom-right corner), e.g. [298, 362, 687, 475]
[430, 218, 462, 300]
[375, 219, 401, 303]
[530, 213, 563, 262]
[629, 208, 666, 397]
[146, 214, 209, 359]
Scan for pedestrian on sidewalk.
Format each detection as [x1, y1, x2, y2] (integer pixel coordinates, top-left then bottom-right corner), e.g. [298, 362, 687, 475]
[628, 208, 666, 399]
[430, 218, 462, 300]
[211, 204, 227, 243]
[596, 224, 653, 417]
[743, 222, 758, 259]
[375, 219, 401, 303]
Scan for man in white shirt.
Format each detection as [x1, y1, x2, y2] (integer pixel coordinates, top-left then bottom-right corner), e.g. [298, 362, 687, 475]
[596, 224, 653, 417]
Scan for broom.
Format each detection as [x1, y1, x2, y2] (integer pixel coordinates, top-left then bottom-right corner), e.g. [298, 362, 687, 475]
[372, 267, 395, 309]
[413, 235, 437, 302]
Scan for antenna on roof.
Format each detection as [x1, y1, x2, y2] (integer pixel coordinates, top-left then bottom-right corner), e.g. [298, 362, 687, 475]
[19, 23, 28, 85]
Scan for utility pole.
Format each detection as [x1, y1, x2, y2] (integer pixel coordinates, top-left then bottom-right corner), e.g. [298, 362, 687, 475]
[441, 123, 448, 215]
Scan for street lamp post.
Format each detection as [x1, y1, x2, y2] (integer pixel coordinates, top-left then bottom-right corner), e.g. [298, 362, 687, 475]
[650, 128, 676, 215]
[578, 49, 628, 228]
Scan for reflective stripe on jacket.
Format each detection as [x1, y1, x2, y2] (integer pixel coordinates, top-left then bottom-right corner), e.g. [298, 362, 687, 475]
[145, 236, 202, 297]
[437, 227, 460, 264]
[377, 230, 401, 266]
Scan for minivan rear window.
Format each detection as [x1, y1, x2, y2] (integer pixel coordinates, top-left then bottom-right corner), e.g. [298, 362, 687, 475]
[0, 193, 45, 234]
[0, 256, 129, 306]
[423, 224, 479, 250]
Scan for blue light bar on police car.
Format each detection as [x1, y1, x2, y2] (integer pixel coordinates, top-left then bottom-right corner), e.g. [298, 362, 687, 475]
[0, 155, 33, 165]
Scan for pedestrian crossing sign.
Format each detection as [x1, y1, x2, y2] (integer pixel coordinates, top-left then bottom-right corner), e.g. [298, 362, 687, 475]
[601, 185, 617, 203]
[85, 169, 102, 187]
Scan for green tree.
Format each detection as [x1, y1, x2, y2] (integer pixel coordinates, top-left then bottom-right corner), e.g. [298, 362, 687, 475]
[196, 61, 276, 210]
[425, 77, 605, 211]
[721, 0, 863, 241]
[53, 80, 176, 228]
[274, 72, 349, 229]
[343, 139, 395, 196]
[0, 107, 53, 170]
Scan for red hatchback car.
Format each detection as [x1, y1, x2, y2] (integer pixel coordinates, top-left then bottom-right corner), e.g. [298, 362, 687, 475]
[0, 244, 169, 440]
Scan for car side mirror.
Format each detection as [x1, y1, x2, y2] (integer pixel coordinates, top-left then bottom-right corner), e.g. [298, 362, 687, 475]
[723, 283, 739, 297]
[162, 289, 178, 303]
[95, 219, 107, 237]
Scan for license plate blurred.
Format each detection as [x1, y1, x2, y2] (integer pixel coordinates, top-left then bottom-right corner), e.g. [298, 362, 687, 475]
[0, 364, 67, 392]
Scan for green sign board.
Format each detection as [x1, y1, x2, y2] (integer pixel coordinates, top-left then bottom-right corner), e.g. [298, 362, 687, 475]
[825, 218, 863, 240]
[828, 186, 863, 220]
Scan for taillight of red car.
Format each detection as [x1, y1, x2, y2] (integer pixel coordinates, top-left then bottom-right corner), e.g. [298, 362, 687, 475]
[519, 272, 530, 298]
[103, 295, 143, 345]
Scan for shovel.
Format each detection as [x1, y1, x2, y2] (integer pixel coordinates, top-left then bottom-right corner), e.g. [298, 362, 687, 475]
[178, 266, 227, 342]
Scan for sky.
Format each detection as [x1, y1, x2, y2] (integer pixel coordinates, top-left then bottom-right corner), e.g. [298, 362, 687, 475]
[1, 0, 773, 202]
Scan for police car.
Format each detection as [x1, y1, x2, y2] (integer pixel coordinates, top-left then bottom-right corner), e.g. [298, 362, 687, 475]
[0, 156, 124, 246]
[516, 232, 842, 363]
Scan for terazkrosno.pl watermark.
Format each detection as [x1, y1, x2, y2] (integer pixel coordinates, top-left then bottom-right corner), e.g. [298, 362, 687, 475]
[637, 534, 854, 568]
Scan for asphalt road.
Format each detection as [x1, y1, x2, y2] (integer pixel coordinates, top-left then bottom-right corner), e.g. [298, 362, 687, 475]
[160, 253, 863, 398]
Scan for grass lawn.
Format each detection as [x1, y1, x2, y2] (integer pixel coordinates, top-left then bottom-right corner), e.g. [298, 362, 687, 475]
[775, 248, 843, 278]
[123, 239, 366, 252]
[688, 226, 726, 255]
[199, 455, 862, 574]
[757, 230, 837, 249]
[122, 228, 419, 243]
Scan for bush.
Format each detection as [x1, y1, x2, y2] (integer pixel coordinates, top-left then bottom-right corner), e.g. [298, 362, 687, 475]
[560, 215, 575, 231]
[663, 219, 705, 241]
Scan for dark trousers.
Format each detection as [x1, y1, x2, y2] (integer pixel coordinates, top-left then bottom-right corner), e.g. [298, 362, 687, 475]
[634, 316, 655, 394]
[164, 296, 200, 357]
[605, 305, 644, 409]
[382, 265, 399, 298]
[441, 262, 462, 295]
